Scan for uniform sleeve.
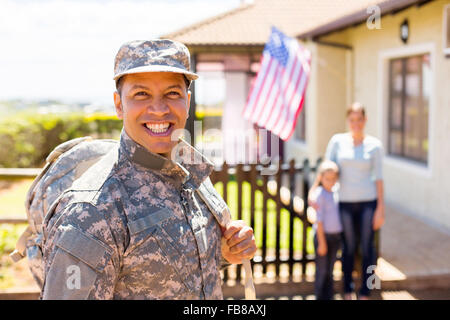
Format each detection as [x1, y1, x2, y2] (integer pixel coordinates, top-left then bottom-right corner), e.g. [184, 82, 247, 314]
[315, 190, 325, 223]
[373, 143, 384, 181]
[325, 134, 339, 163]
[42, 202, 120, 300]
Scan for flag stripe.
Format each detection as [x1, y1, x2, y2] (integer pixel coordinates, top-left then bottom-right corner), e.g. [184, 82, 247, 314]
[257, 43, 298, 127]
[265, 42, 304, 130]
[268, 56, 303, 133]
[243, 26, 311, 141]
[278, 52, 311, 138]
[280, 60, 311, 139]
[260, 63, 295, 129]
[273, 68, 307, 136]
[257, 67, 284, 127]
[249, 60, 279, 123]
[243, 53, 273, 119]
[281, 80, 308, 140]
[265, 55, 302, 131]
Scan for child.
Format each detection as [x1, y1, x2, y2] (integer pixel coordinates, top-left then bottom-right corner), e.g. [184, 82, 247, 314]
[311, 160, 342, 300]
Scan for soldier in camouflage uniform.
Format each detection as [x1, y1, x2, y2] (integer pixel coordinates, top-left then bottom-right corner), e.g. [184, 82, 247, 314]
[41, 39, 256, 299]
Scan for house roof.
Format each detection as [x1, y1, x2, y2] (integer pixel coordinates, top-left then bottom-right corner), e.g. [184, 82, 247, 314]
[299, 0, 431, 39]
[162, 0, 393, 46]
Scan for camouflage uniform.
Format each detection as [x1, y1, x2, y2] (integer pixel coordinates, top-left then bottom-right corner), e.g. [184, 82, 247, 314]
[41, 129, 230, 299]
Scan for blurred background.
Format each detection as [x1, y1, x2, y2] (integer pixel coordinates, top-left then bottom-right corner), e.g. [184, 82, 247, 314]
[1, 0, 450, 300]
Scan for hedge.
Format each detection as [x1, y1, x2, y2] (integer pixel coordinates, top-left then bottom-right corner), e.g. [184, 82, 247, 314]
[0, 112, 123, 168]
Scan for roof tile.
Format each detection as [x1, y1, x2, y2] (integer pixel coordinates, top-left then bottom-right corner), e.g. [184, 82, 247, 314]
[162, 0, 388, 46]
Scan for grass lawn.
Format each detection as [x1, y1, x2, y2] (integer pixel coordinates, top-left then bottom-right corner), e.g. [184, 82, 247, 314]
[0, 179, 33, 218]
[214, 181, 315, 255]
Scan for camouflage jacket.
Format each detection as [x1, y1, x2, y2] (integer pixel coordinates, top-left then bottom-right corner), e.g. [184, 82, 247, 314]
[41, 129, 230, 300]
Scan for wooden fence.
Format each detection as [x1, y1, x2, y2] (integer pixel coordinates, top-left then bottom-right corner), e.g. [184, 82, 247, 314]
[210, 159, 321, 285]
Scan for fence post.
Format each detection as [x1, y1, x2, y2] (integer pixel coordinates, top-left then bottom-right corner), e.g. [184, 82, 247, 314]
[249, 164, 257, 272]
[236, 163, 243, 283]
[261, 170, 269, 276]
[301, 159, 310, 279]
[222, 162, 229, 283]
[288, 159, 296, 280]
[275, 161, 282, 278]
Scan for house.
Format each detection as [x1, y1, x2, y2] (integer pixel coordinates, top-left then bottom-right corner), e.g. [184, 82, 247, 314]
[163, 0, 450, 231]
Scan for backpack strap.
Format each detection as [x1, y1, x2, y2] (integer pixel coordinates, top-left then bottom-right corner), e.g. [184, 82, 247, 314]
[10, 136, 94, 263]
[196, 178, 256, 300]
[9, 225, 33, 263]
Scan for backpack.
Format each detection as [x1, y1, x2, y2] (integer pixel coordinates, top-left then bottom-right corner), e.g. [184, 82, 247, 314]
[10, 136, 119, 288]
[9, 136, 256, 299]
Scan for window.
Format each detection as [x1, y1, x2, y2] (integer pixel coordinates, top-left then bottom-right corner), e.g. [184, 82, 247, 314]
[294, 101, 306, 142]
[194, 62, 226, 163]
[444, 4, 450, 55]
[388, 54, 430, 164]
[195, 62, 226, 127]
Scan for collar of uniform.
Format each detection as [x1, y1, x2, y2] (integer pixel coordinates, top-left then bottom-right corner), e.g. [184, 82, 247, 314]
[119, 129, 214, 188]
[172, 137, 215, 189]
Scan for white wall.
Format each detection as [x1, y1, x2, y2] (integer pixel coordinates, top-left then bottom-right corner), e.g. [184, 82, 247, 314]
[348, 0, 450, 230]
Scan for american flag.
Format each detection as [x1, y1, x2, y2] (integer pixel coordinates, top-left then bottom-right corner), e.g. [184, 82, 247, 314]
[243, 26, 311, 141]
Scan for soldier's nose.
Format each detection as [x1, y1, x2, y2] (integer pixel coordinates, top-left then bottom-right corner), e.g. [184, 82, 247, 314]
[147, 101, 170, 117]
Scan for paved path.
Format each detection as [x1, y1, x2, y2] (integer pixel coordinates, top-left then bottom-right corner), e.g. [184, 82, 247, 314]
[376, 204, 450, 288]
[223, 204, 450, 299]
[240, 288, 450, 300]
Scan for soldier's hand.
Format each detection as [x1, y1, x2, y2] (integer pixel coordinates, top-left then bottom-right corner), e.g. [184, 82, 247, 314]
[221, 220, 256, 265]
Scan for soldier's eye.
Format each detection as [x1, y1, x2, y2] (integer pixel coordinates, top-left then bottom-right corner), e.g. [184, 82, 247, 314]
[134, 91, 150, 99]
[167, 91, 181, 97]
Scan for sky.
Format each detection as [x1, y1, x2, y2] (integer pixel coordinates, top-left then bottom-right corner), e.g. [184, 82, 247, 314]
[0, 0, 242, 105]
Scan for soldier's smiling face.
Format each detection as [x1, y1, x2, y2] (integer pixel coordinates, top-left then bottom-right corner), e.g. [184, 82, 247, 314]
[114, 72, 191, 157]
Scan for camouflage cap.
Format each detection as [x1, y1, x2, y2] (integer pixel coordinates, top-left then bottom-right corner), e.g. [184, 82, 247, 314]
[113, 39, 199, 82]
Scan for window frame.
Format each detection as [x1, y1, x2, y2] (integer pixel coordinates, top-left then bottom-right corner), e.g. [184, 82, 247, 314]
[378, 43, 435, 178]
[443, 4, 450, 55]
[387, 54, 429, 164]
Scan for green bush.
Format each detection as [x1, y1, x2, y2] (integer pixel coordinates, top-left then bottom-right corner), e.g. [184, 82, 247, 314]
[0, 224, 28, 256]
[0, 112, 122, 168]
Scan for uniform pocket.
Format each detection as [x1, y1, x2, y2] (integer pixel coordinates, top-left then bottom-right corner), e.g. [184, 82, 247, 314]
[42, 226, 113, 299]
[126, 207, 173, 252]
[127, 208, 171, 236]
[56, 226, 112, 272]
[126, 208, 198, 293]
[43, 248, 99, 299]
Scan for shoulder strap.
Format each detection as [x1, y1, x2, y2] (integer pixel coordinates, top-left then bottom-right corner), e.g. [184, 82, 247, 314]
[195, 178, 231, 228]
[196, 178, 256, 300]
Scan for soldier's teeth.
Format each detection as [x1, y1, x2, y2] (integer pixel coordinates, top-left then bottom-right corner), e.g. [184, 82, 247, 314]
[145, 123, 170, 133]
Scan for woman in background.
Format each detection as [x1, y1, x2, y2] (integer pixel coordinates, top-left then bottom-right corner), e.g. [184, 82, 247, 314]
[310, 102, 385, 300]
